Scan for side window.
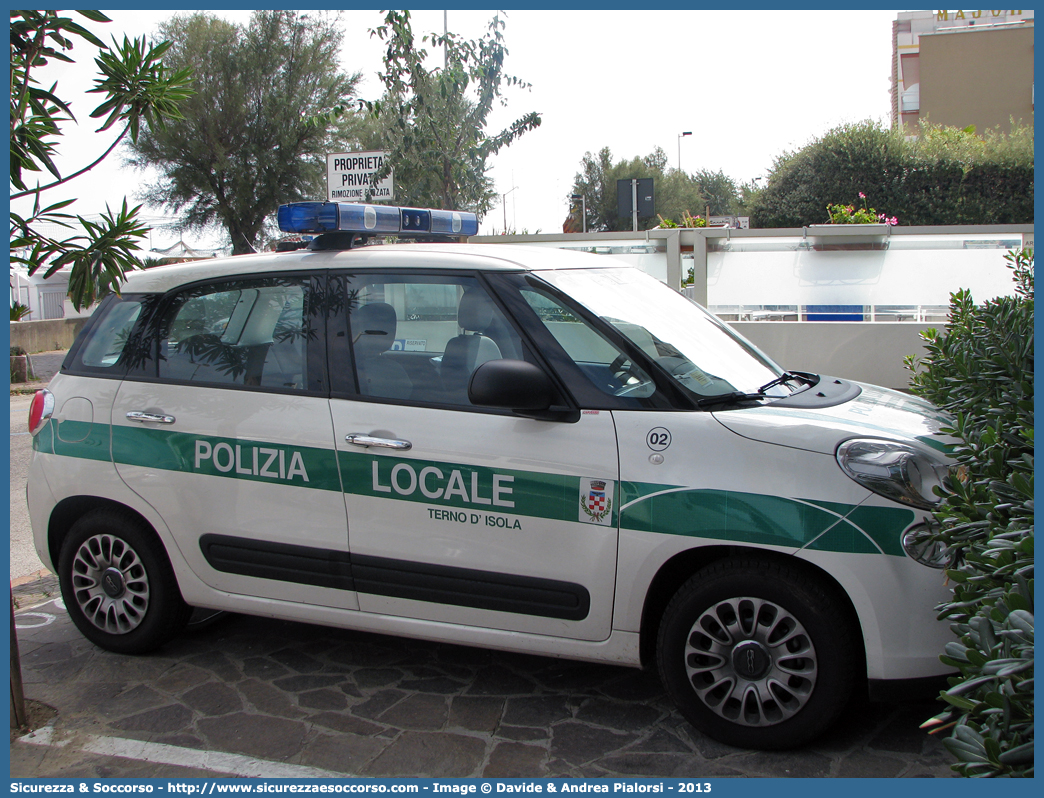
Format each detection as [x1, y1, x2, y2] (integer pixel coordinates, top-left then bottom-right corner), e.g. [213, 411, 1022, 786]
[63, 293, 168, 379]
[344, 274, 523, 407]
[77, 298, 143, 369]
[521, 287, 656, 399]
[158, 276, 313, 392]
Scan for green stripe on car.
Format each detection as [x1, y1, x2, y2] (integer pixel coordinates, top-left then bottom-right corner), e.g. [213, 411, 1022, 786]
[619, 483, 913, 553]
[37, 421, 916, 556]
[111, 424, 344, 491]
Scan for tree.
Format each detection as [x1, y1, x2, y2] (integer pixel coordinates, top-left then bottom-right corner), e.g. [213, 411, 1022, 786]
[125, 11, 363, 255]
[10, 10, 192, 310]
[747, 119, 1034, 228]
[363, 10, 540, 215]
[734, 178, 763, 217]
[567, 147, 711, 231]
[691, 169, 741, 216]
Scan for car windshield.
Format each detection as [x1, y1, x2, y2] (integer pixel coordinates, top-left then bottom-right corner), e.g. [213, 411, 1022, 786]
[535, 267, 791, 400]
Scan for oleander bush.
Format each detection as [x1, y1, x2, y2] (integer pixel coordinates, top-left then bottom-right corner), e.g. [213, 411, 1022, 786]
[904, 248, 1034, 777]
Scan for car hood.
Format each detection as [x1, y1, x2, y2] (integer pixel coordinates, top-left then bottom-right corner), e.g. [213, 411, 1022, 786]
[712, 381, 954, 456]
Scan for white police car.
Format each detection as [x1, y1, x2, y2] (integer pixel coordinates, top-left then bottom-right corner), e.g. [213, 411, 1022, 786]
[27, 201, 956, 750]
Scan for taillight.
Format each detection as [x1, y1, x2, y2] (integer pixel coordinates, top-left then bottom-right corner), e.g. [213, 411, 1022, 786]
[28, 389, 54, 436]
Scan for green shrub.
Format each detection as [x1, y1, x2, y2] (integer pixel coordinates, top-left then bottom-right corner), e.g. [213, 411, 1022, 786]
[10, 302, 31, 321]
[750, 120, 1034, 227]
[905, 248, 1034, 777]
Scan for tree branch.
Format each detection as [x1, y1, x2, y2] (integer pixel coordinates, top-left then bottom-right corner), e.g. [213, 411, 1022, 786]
[10, 125, 129, 201]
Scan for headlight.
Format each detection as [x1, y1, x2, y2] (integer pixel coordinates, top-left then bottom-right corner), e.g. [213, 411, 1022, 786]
[836, 438, 952, 510]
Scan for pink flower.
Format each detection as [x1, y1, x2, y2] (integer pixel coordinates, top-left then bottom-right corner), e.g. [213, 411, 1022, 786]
[859, 192, 866, 199]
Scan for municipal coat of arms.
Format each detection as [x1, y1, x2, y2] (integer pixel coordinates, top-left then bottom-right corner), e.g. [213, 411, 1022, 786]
[579, 478, 614, 525]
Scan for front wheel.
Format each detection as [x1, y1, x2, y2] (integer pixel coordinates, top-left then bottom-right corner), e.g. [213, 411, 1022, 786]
[657, 557, 860, 749]
[58, 508, 191, 654]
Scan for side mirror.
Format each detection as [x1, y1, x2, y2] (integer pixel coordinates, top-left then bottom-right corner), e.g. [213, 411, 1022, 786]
[469, 359, 553, 411]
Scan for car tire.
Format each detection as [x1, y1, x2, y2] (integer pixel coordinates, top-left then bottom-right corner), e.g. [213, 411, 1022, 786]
[657, 556, 860, 750]
[58, 509, 191, 654]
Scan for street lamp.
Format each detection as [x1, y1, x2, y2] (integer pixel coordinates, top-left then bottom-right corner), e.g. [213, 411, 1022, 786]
[677, 131, 692, 172]
[502, 186, 518, 233]
[570, 194, 587, 233]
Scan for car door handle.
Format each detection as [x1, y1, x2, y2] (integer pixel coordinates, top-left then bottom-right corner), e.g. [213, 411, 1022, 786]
[126, 411, 176, 425]
[345, 433, 412, 451]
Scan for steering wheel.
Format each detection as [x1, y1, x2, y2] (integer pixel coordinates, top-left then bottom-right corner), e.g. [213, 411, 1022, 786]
[608, 353, 631, 380]
[608, 354, 655, 397]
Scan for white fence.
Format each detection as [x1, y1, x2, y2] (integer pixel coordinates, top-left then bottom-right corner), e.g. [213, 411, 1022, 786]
[471, 225, 1033, 390]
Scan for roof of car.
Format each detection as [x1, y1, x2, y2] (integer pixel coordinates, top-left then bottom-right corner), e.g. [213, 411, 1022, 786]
[120, 243, 618, 294]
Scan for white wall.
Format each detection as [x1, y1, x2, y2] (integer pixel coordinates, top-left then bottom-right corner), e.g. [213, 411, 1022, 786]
[707, 243, 1022, 308]
[732, 321, 933, 391]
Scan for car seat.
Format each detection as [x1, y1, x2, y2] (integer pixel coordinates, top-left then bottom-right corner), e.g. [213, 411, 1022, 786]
[439, 289, 503, 404]
[352, 302, 412, 400]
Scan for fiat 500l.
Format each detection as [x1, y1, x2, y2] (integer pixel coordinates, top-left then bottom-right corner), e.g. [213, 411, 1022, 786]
[27, 202, 956, 749]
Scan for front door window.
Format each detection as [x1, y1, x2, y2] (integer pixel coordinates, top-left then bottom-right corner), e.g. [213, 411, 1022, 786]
[339, 274, 525, 408]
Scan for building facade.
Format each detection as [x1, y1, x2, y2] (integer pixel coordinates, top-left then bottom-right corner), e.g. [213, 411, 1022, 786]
[892, 9, 1034, 133]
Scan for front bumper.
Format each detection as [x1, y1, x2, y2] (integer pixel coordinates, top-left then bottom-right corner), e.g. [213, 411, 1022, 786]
[867, 673, 954, 702]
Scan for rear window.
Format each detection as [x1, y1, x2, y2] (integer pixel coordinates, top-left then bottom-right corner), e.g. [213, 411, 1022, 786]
[64, 296, 147, 378]
[78, 299, 143, 368]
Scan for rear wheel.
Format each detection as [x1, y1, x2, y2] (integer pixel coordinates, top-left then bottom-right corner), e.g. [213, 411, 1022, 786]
[58, 509, 191, 654]
[657, 556, 859, 749]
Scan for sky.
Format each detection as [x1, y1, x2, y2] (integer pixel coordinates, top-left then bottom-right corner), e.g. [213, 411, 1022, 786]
[13, 7, 905, 248]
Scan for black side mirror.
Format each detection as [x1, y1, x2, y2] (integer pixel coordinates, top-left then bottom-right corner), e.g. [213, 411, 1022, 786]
[469, 359, 579, 422]
[469, 359, 553, 411]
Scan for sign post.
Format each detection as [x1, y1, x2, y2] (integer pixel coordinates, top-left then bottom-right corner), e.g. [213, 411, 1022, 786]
[616, 178, 654, 232]
[327, 151, 394, 202]
[631, 180, 638, 232]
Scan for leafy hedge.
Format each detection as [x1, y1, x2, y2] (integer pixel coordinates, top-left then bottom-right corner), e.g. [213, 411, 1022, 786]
[905, 249, 1034, 777]
[750, 121, 1034, 228]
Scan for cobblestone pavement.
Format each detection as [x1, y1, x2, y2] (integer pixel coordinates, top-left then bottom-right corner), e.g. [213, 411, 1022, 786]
[10, 574, 956, 779]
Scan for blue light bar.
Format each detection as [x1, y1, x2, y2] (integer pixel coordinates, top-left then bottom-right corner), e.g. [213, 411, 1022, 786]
[431, 209, 479, 236]
[277, 202, 478, 237]
[399, 208, 431, 233]
[337, 203, 402, 234]
[277, 202, 338, 233]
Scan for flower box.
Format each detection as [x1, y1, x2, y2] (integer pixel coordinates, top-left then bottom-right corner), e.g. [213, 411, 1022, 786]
[806, 223, 891, 250]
